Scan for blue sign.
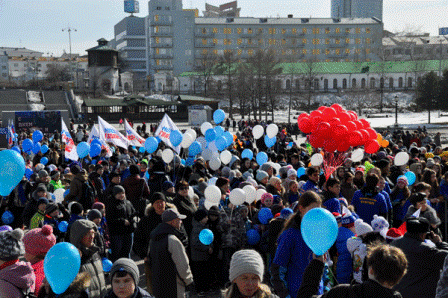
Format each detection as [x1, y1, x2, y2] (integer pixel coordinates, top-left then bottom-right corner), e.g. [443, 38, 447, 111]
[124, 0, 139, 13]
[440, 27, 448, 36]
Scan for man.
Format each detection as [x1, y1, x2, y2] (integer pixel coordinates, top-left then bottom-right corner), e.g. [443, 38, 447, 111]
[391, 217, 448, 298]
[89, 164, 106, 203]
[122, 164, 150, 216]
[148, 209, 194, 298]
[301, 167, 321, 193]
[104, 172, 121, 201]
[70, 219, 107, 298]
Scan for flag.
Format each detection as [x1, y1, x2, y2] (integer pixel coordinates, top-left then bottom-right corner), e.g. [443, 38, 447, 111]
[98, 116, 129, 149]
[87, 124, 113, 158]
[61, 118, 78, 161]
[124, 119, 145, 147]
[440, 27, 448, 36]
[411, 208, 421, 218]
[154, 114, 181, 153]
[7, 120, 14, 148]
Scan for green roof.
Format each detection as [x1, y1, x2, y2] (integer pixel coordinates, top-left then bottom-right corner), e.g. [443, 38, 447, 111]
[83, 96, 183, 107]
[179, 59, 448, 76]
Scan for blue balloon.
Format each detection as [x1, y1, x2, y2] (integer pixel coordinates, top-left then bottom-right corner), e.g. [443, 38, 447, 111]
[22, 139, 33, 153]
[63, 189, 69, 198]
[301, 208, 338, 256]
[213, 109, 225, 124]
[215, 136, 227, 152]
[58, 221, 68, 233]
[1, 211, 14, 225]
[41, 144, 49, 154]
[246, 229, 261, 245]
[256, 152, 268, 166]
[102, 258, 113, 272]
[139, 146, 146, 153]
[264, 135, 276, 148]
[145, 137, 159, 153]
[170, 130, 183, 147]
[223, 131, 234, 147]
[0, 150, 26, 196]
[32, 142, 41, 154]
[12, 146, 21, 154]
[76, 142, 90, 159]
[186, 157, 195, 166]
[189, 141, 202, 156]
[181, 159, 186, 166]
[404, 171, 416, 186]
[258, 207, 273, 225]
[199, 228, 214, 245]
[91, 139, 102, 147]
[297, 167, 306, 178]
[155, 136, 161, 144]
[89, 143, 101, 158]
[40, 157, 48, 165]
[205, 128, 216, 143]
[241, 149, 254, 160]
[215, 126, 224, 138]
[25, 168, 33, 179]
[32, 130, 43, 143]
[44, 242, 81, 294]
[91, 159, 97, 165]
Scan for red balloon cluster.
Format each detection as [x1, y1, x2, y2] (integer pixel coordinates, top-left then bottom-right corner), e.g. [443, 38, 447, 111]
[298, 104, 380, 154]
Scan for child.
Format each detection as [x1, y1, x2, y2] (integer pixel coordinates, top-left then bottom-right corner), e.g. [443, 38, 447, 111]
[29, 198, 48, 229]
[406, 192, 442, 236]
[340, 172, 357, 204]
[377, 176, 392, 221]
[284, 180, 300, 206]
[43, 203, 62, 240]
[49, 170, 64, 190]
[335, 209, 356, 284]
[390, 176, 411, 227]
[322, 178, 343, 214]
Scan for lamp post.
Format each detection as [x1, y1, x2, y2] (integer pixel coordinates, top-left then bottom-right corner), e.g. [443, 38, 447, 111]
[62, 26, 77, 82]
[394, 95, 399, 126]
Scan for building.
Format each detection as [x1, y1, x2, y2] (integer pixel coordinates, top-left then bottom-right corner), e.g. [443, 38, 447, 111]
[331, 0, 383, 21]
[0, 47, 43, 58]
[0, 54, 8, 81]
[203, 1, 240, 18]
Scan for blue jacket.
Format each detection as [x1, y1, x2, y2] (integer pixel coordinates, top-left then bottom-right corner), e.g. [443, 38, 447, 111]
[335, 226, 355, 284]
[302, 180, 320, 193]
[351, 190, 388, 223]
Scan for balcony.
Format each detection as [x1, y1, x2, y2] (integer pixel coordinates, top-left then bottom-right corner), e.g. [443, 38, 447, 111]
[328, 44, 342, 48]
[151, 20, 173, 26]
[153, 32, 173, 37]
[152, 43, 173, 48]
[152, 64, 173, 70]
[194, 32, 215, 37]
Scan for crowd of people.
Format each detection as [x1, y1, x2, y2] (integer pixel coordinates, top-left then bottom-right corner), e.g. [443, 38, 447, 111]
[2, 117, 448, 298]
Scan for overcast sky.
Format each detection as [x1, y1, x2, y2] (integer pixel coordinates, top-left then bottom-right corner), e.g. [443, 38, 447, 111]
[1, 0, 447, 56]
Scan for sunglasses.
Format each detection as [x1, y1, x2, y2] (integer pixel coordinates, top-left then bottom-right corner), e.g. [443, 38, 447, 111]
[179, 187, 189, 190]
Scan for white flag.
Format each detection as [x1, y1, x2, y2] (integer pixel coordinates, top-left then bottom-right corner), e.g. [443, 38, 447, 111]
[124, 119, 145, 147]
[61, 118, 78, 161]
[98, 116, 129, 149]
[87, 125, 112, 158]
[411, 208, 421, 218]
[155, 114, 181, 153]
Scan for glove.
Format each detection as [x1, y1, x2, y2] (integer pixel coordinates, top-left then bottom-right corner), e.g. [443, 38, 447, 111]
[186, 282, 197, 295]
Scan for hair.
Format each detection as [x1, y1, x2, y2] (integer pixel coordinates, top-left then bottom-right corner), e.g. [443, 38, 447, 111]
[409, 192, 427, 206]
[306, 167, 318, 177]
[175, 180, 189, 192]
[326, 177, 340, 188]
[281, 191, 322, 234]
[422, 169, 439, 189]
[413, 182, 431, 193]
[366, 243, 408, 287]
[342, 171, 354, 183]
[365, 174, 380, 189]
[391, 180, 411, 200]
[224, 282, 272, 298]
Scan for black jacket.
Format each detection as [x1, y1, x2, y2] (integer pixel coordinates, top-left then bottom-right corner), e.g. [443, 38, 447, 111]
[105, 197, 136, 235]
[172, 194, 197, 236]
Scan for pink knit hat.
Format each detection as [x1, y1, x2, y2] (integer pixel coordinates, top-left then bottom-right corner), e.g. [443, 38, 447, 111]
[23, 225, 56, 257]
[261, 192, 274, 205]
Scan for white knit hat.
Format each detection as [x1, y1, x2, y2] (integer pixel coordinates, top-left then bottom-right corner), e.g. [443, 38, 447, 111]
[229, 249, 264, 282]
[287, 169, 297, 178]
[355, 219, 373, 236]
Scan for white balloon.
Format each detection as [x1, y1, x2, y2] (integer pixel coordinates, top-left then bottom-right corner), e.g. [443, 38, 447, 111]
[310, 153, 324, 166]
[394, 152, 410, 166]
[256, 189, 266, 202]
[229, 188, 246, 206]
[266, 123, 279, 138]
[202, 148, 213, 161]
[272, 163, 281, 175]
[162, 149, 174, 163]
[188, 186, 195, 199]
[205, 185, 221, 203]
[201, 122, 213, 135]
[196, 136, 207, 150]
[181, 133, 194, 148]
[243, 185, 257, 204]
[220, 150, 232, 165]
[204, 200, 219, 210]
[209, 156, 222, 171]
[212, 151, 220, 160]
[208, 141, 218, 152]
[252, 125, 264, 139]
[351, 148, 364, 162]
[53, 188, 65, 204]
[208, 177, 218, 185]
[186, 128, 197, 140]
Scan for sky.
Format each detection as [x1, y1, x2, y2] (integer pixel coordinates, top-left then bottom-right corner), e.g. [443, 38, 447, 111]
[1, 0, 448, 57]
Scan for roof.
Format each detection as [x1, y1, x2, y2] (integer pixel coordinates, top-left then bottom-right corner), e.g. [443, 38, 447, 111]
[86, 44, 117, 52]
[178, 95, 220, 102]
[383, 36, 448, 46]
[180, 59, 448, 76]
[195, 17, 381, 25]
[83, 96, 183, 107]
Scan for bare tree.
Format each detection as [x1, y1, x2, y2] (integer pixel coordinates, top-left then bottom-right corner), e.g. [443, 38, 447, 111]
[215, 51, 238, 119]
[195, 51, 218, 97]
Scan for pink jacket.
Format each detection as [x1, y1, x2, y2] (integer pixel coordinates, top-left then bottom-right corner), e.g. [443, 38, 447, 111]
[31, 261, 45, 296]
[0, 261, 35, 298]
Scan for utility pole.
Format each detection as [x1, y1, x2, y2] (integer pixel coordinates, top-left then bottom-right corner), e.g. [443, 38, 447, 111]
[62, 26, 77, 83]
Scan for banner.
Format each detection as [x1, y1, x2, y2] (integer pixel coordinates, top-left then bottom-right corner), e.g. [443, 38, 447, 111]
[87, 124, 113, 158]
[61, 118, 78, 161]
[98, 116, 129, 149]
[155, 114, 181, 153]
[124, 119, 145, 147]
[15, 111, 61, 133]
[440, 27, 448, 36]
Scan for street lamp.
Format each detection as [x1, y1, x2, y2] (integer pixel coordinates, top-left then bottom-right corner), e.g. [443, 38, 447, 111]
[394, 95, 399, 126]
[62, 26, 77, 82]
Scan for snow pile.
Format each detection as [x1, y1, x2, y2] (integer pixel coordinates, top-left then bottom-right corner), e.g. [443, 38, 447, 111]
[29, 103, 45, 111]
[27, 91, 41, 103]
[146, 94, 171, 101]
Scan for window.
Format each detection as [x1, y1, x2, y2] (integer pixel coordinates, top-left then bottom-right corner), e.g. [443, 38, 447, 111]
[154, 15, 159, 21]
[366, 38, 371, 44]
[201, 27, 207, 34]
[313, 39, 320, 45]
[313, 28, 320, 34]
[185, 50, 192, 55]
[237, 49, 242, 55]
[313, 49, 320, 55]
[292, 28, 297, 34]
[286, 79, 291, 89]
[366, 48, 371, 54]
[356, 28, 361, 34]
[213, 49, 218, 55]
[202, 39, 207, 45]
[380, 77, 384, 88]
[389, 78, 394, 89]
[213, 28, 218, 33]
[408, 77, 413, 88]
[224, 28, 232, 34]
[248, 38, 253, 45]
[335, 49, 340, 55]
[237, 28, 242, 34]
[324, 79, 328, 90]
[333, 79, 338, 89]
[258, 28, 263, 34]
[398, 77, 403, 88]
[248, 28, 253, 34]
[258, 39, 263, 44]
[302, 28, 307, 34]
[345, 38, 350, 44]
[366, 28, 371, 34]
[282, 39, 286, 45]
[202, 49, 208, 55]
[14, 63, 18, 67]
[224, 39, 231, 45]
[370, 78, 375, 89]
[352, 78, 357, 88]
[295, 79, 300, 90]
[342, 78, 347, 89]
[248, 49, 254, 55]
[355, 38, 361, 44]
[325, 38, 330, 44]
[155, 37, 160, 43]
[345, 49, 350, 54]
[345, 28, 350, 33]
[361, 78, 366, 88]
[269, 39, 275, 45]
[213, 38, 217, 44]
[335, 28, 340, 33]
[335, 38, 340, 44]
[269, 28, 276, 34]
[302, 38, 307, 44]
[237, 39, 242, 45]
[282, 29, 286, 34]
[302, 49, 307, 54]
[325, 49, 330, 55]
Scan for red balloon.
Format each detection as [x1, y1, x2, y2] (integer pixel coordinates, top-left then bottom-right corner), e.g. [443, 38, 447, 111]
[322, 107, 337, 122]
[310, 110, 323, 118]
[328, 118, 341, 127]
[318, 106, 326, 111]
[309, 134, 324, 148]
[346, 121, 357, 132]
[311, 116, 323, 127]
[337, 137, 350, 152]
[348, 110, 358, 120]
[348, 131, 363, 146]
[334, 124, 348, 137]
[366, 128, 377, 140]
[298, 117, 313, 133]
[331, 103, 344, 112]
[354, 120, 364, 130]
[359, 129, 370, 143]
[365, 139, 380, 154]
[298, 113, 309, 121]
[323, 139, 338, 153]
[315, 122, 331, 138]
[338, 111, 351, 124]
[360, 119, 370, 129]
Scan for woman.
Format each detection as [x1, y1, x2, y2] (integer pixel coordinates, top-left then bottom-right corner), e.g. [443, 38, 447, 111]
[353, 168, 365, 190]
[335, 166, 345, 182]
[224, 249, 278, 298]
[340, 171, 357, 204]
[266, 177, 285, 199]
[390, 176, 411, 227]
[422, 169, 444, 208]
[271, 191, 323, 298]
[172, 180, 197, 237]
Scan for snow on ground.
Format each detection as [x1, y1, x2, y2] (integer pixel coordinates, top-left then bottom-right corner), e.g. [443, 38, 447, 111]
[29, 103, 45, 111]
[27, 91, 41, 103]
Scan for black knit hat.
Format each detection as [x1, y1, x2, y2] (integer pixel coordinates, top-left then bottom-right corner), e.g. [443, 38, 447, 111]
[208, 206, 220, 217]
[150, 192, 166, 204]
[194, 209, 208, 222]
[45, 203, 59, 215]
[113, 185, 125, 197]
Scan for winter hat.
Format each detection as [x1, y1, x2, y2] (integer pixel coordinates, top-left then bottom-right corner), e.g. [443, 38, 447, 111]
[256, 170, 269, 182]
[45, 203, 59, 215]
[110, 258, 140, 284]
[208, 206, 220, 217]
[397, 176, 408, 186]
[162, 181, 175, 192]
[35, 163, 45, 173]
[332, 212, 342, 224]
[23, 225, 56, 257]
[129, 164, 140, 175]
[280, 208, 294, 219]
[113, 185, 125, 197]
[221, 167, 231, 178]
[229, 249, 264, 283]
[229, 156, 240, 168]
[261, 192, 274, 205]
[162, 209, 186, 223]
[150, 192, 166, 204]
[87, 209, 103, 221]
[242, 170, 254, 181]
[70, 164, 82, 175]
[385, 228, 404, 241]
[370, 215, 389, 233]
[50, 170, 59, 179]
[38, 197, 49, 206]
[0, 228, 25, 260]
[70, 202, 83, 215]
[376, 159, 390, 169]
[406, 217, 430, 234]
[216, 177, 230, 188]
[260, 163, 272, 173]
[197, 181, 208, 194]
[36, 183, 47, 193]
[287, 169, 297, 178]
[92, 202, 105, 212]
[70, 219, 96, 249]
[194, 209, 208, 222]
[279, 167, 289, 178]
[426, 158, 435, 168]
[355, 219, 373, 236]
[341, 206, 356, 228]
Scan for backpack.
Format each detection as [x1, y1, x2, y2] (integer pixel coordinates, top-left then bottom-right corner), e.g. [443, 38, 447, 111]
[79, 179, 97, 210]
